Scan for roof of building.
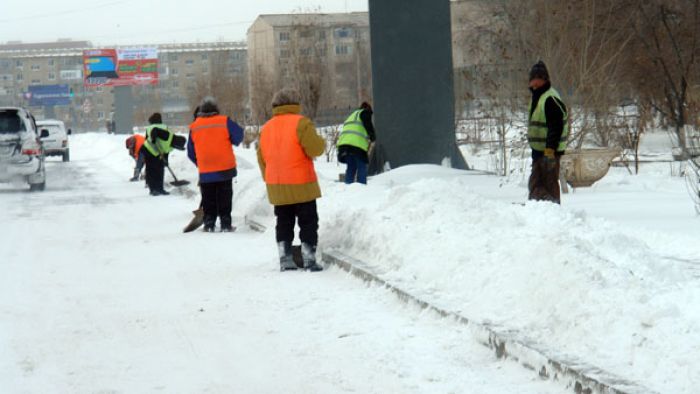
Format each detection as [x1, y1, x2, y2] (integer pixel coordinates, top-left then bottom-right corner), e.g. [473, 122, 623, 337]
[0, 41, 246, 58]
[255, 12, 369, 28]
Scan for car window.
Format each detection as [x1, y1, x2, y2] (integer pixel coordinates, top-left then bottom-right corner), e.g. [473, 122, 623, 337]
[0, 111, 25, 134]
[42, 125, 63, 135]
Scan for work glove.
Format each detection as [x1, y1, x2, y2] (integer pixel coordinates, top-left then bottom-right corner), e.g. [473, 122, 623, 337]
[543, 148, 557, 172]
[543, 148, 555, 160]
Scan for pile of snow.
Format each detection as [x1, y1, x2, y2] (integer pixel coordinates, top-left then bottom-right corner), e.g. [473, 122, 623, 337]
[232, 150, 699, 393]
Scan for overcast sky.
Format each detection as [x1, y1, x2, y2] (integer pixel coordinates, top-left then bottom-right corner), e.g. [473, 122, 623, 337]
[2, 0, 368, 46]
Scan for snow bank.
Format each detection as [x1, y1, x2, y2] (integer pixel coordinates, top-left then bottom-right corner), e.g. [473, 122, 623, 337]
[233, 150, 699, 393]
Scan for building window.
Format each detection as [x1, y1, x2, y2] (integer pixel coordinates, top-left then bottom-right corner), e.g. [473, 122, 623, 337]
[300, 48, 312, 57]
[16, 73, 23, 81]
[16, 60, 23, 68]
[299, 29, 313, 39]
[170, 54, 179, 61]
[185, 59, 194, 66]
[334, 27, 353, 39]
[203, 65, 209, 74]
[186, 73, 195, 79]
[1, 74, 12, 81]
[48, 72, 56, 80]
[31, 79, 41, 85]
[31, 64, 41, 71]
[172, 68, 179, 76]
[97, 111, 105, 120]
[201, 53, 208, 60]
[172, 81, 179, 88]
[48, 59, 55, 66]
[279, 32, 290, 42]
[96, 86, 103, 92]
[318, 30, 326, 40]
[319, 47, 327, 57]
[280, 49, 290, 58]
[335, 44, 352, 56]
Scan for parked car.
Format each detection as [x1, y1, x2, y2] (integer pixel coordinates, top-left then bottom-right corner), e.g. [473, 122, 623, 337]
[0, 107, 47, 191]
[37, 119, 70, 162]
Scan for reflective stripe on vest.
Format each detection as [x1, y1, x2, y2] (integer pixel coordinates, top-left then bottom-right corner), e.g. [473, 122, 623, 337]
[260, 114, 318, 185]
[337, 109, 370, 152]
[189, 115, 236, 173]
[527, 88, 569, 152]
[144, 124, 174, 156]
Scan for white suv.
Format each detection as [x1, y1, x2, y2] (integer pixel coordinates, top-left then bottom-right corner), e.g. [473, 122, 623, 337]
[0, 107, 47, 191]
[37, 119, 70, 162]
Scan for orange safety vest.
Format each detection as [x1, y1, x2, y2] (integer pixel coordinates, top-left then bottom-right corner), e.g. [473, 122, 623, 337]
[126, 134, 145, 159]
[189, 115, 236, 173]
[260, 113, 318, 185]
[133, 134, 145, 159]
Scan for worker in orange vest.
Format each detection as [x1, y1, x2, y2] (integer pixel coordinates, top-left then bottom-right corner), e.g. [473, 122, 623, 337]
[125, 133, 145, 181]
[257, 88, 325, 272]
[187, 97, 244, 232]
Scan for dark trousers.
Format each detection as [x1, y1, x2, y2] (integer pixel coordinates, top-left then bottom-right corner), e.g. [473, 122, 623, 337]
[344, 153, 368, 184]
[143, 151, 165, 193]
[274, 200, 319, 246]
[200, 179, 233, 226]
[528, 156, 561, 204]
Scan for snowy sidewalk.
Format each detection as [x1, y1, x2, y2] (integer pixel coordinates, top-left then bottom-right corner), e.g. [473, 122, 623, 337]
[0, 134, 560, 393]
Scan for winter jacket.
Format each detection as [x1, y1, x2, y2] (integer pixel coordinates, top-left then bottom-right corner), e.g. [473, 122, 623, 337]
[337, 108, 376, 163]
[187, 112, 244, 183]
[257, 104, 325, 206]
[529, 82, 566, 159]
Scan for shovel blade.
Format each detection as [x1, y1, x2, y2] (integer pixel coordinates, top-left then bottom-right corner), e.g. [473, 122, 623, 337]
[170, 180, 190, 187]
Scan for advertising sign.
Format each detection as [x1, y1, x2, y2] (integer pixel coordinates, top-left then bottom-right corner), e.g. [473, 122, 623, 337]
[83, 48, 158, 87]
[28, 84, 72, 106]
[60, 69, 82, 80]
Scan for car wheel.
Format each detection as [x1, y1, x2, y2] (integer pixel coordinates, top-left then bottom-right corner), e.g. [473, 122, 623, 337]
[29, 182, 45, 192]
[62, 149, 70, 162]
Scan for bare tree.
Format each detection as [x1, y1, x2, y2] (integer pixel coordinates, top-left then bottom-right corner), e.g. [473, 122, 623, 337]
[190, 51, 247, 122]
[631, 0, 700, 155]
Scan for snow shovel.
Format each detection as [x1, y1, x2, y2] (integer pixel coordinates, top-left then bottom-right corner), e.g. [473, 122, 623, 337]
[165, 164, 190, 187]
[183, 207, 204, 233]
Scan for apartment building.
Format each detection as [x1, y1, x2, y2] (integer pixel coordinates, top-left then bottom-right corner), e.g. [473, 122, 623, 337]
[247, 13, 371, 125]
[0, 40, 247, 131]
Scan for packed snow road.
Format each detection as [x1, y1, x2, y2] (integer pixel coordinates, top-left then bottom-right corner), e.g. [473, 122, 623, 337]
[0, 136, 559, 393]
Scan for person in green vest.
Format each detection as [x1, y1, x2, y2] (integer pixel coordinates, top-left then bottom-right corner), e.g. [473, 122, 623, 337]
[527, 61, 568, 204]
[142, 112, 174, 196]
[337, 102, 376, 184]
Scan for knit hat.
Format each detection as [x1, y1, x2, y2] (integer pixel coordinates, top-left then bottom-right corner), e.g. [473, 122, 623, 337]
[271, 88, 301, 108]
[148, 113, 162, 124]
[529, 61, 549, 81]
[199, 96, 219, 115]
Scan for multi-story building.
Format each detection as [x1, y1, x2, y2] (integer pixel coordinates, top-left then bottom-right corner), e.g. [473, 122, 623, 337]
[0, 40, 247, 131]
[247, 13, 371, 125]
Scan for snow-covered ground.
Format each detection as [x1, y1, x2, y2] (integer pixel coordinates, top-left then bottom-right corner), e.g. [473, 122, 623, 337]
[0, 133, 562, 393]
[238, 130, 700, 394]
[1, 131, 698, 393]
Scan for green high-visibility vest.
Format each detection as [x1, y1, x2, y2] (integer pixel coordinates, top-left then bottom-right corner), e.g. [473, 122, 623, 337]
[528, 88, 569, 152]
[337, 109, 370, 152]
[143, 123, 174, 156]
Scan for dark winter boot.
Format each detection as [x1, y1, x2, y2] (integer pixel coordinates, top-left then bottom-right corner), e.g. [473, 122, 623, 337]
[301, 243, 323, 272]
[278, 241, 297, 271]
[203, 214, 216, 232]
[220, 216, 235, 232]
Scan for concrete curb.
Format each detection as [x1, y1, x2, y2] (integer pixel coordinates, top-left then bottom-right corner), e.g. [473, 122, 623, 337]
[244, 217, 655, 394]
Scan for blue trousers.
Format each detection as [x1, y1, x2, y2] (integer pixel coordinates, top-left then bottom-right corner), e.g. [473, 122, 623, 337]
[344, 154, 367, 184]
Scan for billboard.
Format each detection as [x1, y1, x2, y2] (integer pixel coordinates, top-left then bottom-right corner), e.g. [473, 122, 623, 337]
[83, 48, 158, 87]
[28, 84, 72, 106]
